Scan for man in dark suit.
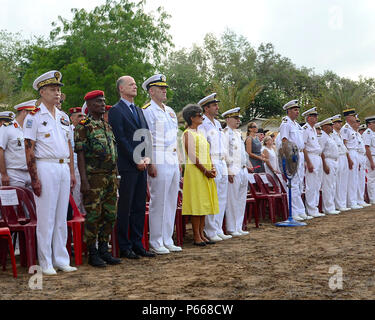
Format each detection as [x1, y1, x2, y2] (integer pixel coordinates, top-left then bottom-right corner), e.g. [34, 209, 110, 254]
[108, 75, 155, 259]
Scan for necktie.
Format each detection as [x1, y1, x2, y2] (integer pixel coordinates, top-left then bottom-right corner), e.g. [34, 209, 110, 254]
[129, 103, 140, 125]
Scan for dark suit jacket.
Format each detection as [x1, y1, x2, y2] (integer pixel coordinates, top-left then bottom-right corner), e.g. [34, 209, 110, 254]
[108, 99, 152, 172]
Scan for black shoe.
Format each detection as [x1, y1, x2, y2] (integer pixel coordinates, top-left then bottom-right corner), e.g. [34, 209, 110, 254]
[88, 244, 107, 268]
[193, 242, 206, 247]
[98, 242, 122, 265]
[205, 240, 216, 245]
[120, 249, 140, 260]
[133, 248, 156, 258]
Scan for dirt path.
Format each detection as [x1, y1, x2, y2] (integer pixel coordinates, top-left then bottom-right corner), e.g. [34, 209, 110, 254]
[1, 206, 375, 300]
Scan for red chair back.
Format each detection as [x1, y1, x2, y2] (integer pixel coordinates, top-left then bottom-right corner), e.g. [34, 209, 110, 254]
[253, 174, 269, 194]
[264, 174, 282, 194]
[0, 187, 36, 227]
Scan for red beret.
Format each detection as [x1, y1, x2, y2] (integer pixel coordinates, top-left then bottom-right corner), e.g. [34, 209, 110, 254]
[84, 90, 105, 101]
[69, 107, 82, 115]
[105, 105, 112, 111]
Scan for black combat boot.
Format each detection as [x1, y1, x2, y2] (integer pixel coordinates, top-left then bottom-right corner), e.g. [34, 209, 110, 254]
[88, 244, 107, 268]
[98, 242, 122, 265]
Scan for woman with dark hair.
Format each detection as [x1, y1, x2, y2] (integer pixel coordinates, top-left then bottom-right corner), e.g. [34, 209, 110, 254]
[181, 104, 219, 246]
[245, 122, 265, 173]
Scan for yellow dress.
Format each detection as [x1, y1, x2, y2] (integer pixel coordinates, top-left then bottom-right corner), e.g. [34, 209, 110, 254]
[182, 129, 219, 216]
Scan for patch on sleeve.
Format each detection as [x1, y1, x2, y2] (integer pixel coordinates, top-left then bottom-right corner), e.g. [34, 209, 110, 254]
[26, 119, 33, 129]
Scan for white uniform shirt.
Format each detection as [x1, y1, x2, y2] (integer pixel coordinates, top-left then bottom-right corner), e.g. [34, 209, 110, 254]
[198, 116, 227, 160]
[303, 123, 322, 154]
[223, 127, 249, 175]
[142, 100, 179, 164]
[319, 131, 339, 160]
[357, 132, 366, 155]
[0, 120, 27, 170]
[340, 123, 358, 151]
[331, 130, 348, 156]
[23, 103, 71, 159]
[279, 116, 304, 151]
[362, 128, 375, 155]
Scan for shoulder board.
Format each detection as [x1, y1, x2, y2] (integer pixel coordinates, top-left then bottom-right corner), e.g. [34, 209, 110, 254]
[302, 124, 307, 129]
[223, 127, 229, 132]
[142, 102, 151, 110]
[282, 117, 288, 123]
[30, 108, 40, 116]
[3, 122, 12, 127]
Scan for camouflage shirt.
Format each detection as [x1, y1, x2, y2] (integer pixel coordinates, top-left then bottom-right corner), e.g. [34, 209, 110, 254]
[74, 116, 118, 174]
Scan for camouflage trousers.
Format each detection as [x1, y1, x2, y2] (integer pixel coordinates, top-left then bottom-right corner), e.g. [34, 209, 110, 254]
[83, 173, 118, 246]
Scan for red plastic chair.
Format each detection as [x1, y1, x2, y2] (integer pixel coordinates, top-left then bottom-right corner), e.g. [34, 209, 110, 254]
[66, 194, 85, 266]
[0, 187, 37, 268]
[245, 189, 259, 228]
[249, 174, 277, 223]
[263, 173, 288, 221]
[0, 227, 17, 278]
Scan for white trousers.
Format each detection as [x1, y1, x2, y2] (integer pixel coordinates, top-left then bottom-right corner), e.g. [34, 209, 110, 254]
[347, 150, 359, 207]
[35, 161, 71, 270]
[322, 158, 338, 213]
[366, 159, 375, 203]
[226, 168, 249, 233]
[205, 159, 228, 238]
[7, 169, 32, 190]
[282, 151, 306, 218]
[335, 154, 349, 209]
[357, 154, 366, 204]
[305, 154, 323, 215]
[148, 163, 180, 249]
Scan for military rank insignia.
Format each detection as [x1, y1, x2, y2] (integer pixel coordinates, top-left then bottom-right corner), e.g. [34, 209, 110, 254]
[60, 118, 70, 126]
[45, 133, 51, 138]
[42, 121, 48, 126]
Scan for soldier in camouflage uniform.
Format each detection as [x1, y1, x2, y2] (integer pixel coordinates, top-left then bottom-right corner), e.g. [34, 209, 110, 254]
[74, 90, 122, 267]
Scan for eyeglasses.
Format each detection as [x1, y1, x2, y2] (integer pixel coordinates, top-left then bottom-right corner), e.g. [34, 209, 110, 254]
[194, 113, 203, 118]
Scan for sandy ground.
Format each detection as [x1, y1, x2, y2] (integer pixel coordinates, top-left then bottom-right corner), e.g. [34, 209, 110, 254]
[1, 205, 375, 300]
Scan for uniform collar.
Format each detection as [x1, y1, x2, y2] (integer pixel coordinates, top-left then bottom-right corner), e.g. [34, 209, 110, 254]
[150, 99, 166, 111]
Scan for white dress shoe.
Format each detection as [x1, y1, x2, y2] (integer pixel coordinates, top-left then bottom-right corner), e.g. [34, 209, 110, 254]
[338, 207, 350, 211]
[351, 205, 362, 210]
[317, 213, 326, 217]
[293, 216, 304, 221]
[239, 230, 250, 235]
[208, 235, 223, 242]
[165, 244, 182, 252]
[217, 233, 232, 240]
[42, 268, 57, 276]
[55, 265, 77, 273]
[326, 210, 340, 215]
[300, 214, 313, 220]
[308, 212, 321, 218]
[359, 202, 371, 207]
[150, 246, 170, 255]
[230, 232, 242, 237]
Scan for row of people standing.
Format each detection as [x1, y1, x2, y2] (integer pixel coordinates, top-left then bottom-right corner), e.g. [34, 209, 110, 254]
[278, 100, 375, 222]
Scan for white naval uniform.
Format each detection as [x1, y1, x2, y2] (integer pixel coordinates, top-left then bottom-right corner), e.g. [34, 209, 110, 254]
[331, 129, 349, 210]
[362, 128, 375, 203]
[0, 120, 32, 189]
[340, 123, 359, 208]
[318, 131, 339, 213]
[198, 116, 228, 239]
[142, 100, 180, 250]
[223, 127, 249, 234]
[23, 103, 72, 271]
[279, 116, 306, 218]
[356, 132, 367, 205]
[303, 123, 323, 216]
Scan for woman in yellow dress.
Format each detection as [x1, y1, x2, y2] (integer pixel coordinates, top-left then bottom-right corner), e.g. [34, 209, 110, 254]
[181, 104, 219, 246]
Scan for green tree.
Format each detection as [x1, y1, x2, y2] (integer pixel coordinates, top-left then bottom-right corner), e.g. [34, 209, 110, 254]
[21, 0, 173, 110]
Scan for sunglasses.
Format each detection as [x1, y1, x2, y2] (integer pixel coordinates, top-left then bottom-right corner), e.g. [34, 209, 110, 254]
[194, 113, 203, 118]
